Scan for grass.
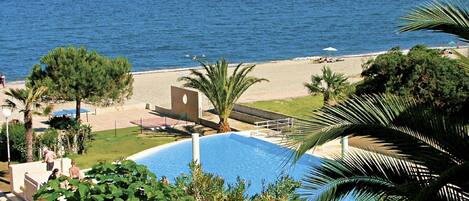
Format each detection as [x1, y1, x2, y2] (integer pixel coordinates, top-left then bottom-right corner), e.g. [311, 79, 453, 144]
[70, 127, 187, 169]
[242, 95, 324, 119]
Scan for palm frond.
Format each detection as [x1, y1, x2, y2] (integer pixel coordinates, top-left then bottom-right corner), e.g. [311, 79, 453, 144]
[400, 0, 469, 42]
[301, 151, 424, 201]
[286, 94, 468, 173]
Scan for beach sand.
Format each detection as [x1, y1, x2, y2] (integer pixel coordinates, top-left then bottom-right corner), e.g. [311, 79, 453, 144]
[0, 47, 466, 130]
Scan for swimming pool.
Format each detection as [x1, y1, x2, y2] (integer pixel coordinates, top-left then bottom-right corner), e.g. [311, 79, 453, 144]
[131, 132, 321, 195]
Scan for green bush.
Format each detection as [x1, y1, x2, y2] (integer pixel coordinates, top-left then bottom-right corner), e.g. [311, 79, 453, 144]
[250, 176, 303, 201]
[34, 160, 193, 201]
[356, 45, 469, 113]
[0, 122, 27, 162]
[47, 116, 78, 130]
[34, 160, 303, 201]
[36, 128, 59, 153]
[175, 163, 248, 201]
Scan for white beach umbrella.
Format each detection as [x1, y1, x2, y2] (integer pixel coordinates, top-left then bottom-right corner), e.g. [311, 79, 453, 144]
[323, 47, 338, 52]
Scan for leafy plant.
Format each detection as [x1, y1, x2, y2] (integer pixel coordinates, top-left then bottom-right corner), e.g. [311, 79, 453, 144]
[250, 176, 303, 201]
[36, 128, 59, 154]
[34, 160, 193, 201]
[287, 94, 469, 200]
[61, 124, 94, 154]
[0, 122, 27, 162]
[304, 66, 349, 105]
[175, 163, 248, 201]
[179, 58, 267, 133]
[47, 116, 78, 130]
[355, 45, 469, 113]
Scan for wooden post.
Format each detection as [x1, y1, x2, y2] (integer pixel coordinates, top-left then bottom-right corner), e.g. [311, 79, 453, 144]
[114, 120, 117, 137]
[140, 117, 143, 134]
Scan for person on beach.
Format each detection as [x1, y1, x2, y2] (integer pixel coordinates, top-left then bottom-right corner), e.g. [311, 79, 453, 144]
[69, 160, 82, 179]
[43, 148, 56, 171]
[0, 73, 5, 88]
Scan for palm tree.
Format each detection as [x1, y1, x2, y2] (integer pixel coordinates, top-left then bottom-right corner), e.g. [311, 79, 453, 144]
[304, 66, 349, 106]
[400, 1, 469, 42]
[287, 94, 469, 200]
[179, 58, 267, 133]
[5, 86, 52, 162]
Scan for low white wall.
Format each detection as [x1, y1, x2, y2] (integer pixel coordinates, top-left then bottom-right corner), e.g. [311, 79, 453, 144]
[9, 158, 72, 200]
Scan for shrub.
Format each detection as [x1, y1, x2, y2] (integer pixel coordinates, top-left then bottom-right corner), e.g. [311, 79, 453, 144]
[47, 116, 78, 130]
[250, 176, 303, 201]
[34, 160, 303, 201]
[175, 163, 248, 201]
[0, 122, 27, 162]
[36, 128, 59, 153]
[34, 160, 193, 201]
[356, 45, 469, 113]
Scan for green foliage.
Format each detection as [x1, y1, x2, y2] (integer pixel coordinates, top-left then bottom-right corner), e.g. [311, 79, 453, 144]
[355, 45, 469, 113]
[400, 0, 469, 42]
[304, 66, 349, 105]
[62, 124, 94, 155]
[34, 160, 193, 201]
[27, 46, 133, 121]
[35, 160, 302, 201]
[250, 176, 303, 201]
[48, 116, 78, 130]
[179, 58, 267, 132]
[287, 94, 469, 200]
[175, 163, 249, 201]
[0, 122, 27, 162]
[36, 128, 59, 153]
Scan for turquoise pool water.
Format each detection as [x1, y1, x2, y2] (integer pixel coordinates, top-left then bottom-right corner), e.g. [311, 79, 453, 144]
[133, 133, 321, 195]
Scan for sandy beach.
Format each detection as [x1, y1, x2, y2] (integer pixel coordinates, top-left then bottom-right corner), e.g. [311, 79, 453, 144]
[1, 47, 465, 130]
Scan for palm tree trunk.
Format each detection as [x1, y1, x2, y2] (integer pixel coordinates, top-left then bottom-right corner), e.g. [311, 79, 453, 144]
[24, 111, 34, 162]
[218, 117, 231, 133]
[76, 98, 81, 123]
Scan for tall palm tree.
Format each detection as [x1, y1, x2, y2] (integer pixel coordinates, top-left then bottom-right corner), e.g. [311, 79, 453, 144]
[400, 1, 469, 41]
[179, 58, 267, 133]
[287, 94, 469, 200]
[304, 66, 349, 106]
[5, 86, 52, 162]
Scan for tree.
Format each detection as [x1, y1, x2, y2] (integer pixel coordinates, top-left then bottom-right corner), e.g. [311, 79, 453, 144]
[179, 58, 267, 133]
[355, 45, 469, 113]
[304, 66, 349, 105]
[4, 86, 52, 162]
[28, 46, 133, 122]
[287, 94, 469, 200]
[400, 0, 469, 42]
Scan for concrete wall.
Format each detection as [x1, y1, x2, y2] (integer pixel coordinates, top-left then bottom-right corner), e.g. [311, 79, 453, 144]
[170, 86, 202, 122]
[9, 158, 72, 200]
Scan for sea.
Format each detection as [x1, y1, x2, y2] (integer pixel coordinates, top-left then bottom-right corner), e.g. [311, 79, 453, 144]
[0, 0, 456, 81]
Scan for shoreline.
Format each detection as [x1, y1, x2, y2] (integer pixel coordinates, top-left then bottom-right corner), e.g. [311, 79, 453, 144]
[6, 45, 464, 85]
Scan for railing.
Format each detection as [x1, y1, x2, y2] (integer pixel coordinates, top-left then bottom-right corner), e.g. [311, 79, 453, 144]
[254, 118, 293, 130]
[253, 118, 293, 137]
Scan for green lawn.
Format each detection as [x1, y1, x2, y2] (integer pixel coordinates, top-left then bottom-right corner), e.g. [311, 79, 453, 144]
[242, 95, 324, 119]
[70, 127, 187, 168]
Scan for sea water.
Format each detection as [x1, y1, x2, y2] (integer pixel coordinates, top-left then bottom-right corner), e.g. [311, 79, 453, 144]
[0, 0, 456, 80]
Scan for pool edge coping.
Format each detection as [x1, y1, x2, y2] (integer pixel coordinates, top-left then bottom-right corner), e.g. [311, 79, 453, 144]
[127, 131, 252, 161]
